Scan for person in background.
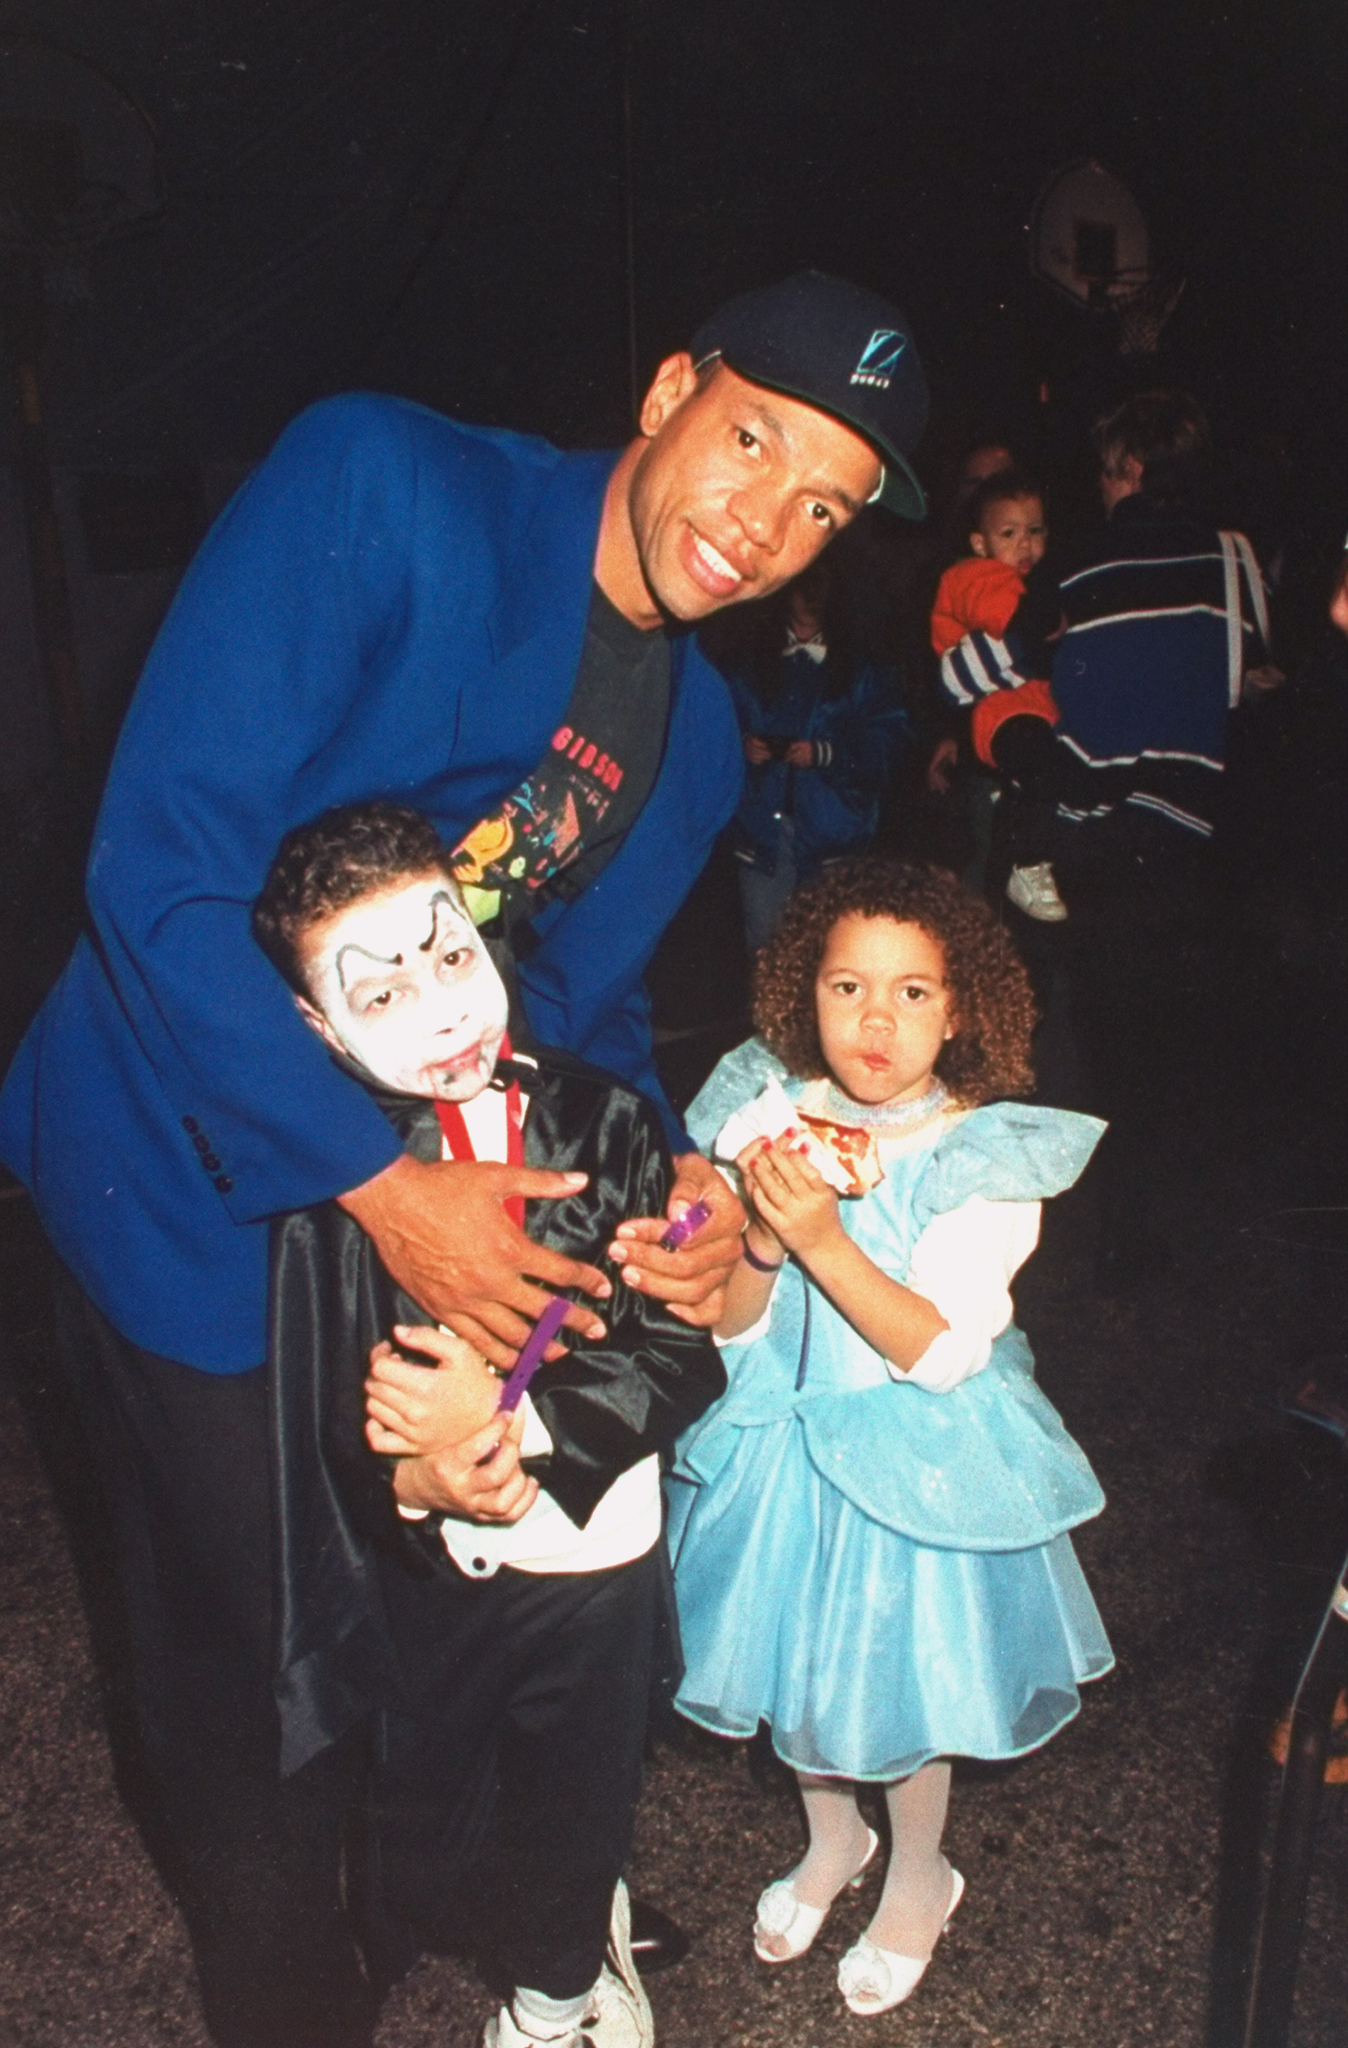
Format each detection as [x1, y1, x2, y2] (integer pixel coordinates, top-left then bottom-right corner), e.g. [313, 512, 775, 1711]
[709, 545, 910, 955]
[1049, 390, 1277, 1287]
[931, 470, 1068, 921]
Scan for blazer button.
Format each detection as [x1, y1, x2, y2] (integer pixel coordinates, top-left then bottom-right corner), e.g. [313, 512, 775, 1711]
[214, 1175, 234, 1194]
[182, 1116, 199, 1135]
[193, 1133, 210, 1155]
[203, 1153, 221, 1173]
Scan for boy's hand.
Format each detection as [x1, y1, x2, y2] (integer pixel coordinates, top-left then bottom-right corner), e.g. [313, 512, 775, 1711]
[338, 1154, 612, 1371]
[741, 1137, 843, 1261]
[390, 1405, 537, 1522]
[365, 1327, 501, 1457]
[609, 1151, 747, 1327]
[926, 736, 959, 794]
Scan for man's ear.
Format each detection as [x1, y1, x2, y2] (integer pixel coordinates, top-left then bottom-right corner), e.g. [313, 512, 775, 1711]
[969, 531, 988, 558]
[638, 351, 699, 440]
[295, 991, 346, 1058]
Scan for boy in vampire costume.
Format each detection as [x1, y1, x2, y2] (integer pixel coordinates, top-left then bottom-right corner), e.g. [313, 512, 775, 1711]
[252, 800, 725, 2048]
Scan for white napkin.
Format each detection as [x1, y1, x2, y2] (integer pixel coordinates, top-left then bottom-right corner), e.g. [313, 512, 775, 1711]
[713, 1077, 857, 1195]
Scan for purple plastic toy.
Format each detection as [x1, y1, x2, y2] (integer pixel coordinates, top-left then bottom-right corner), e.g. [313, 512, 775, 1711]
[497, 1294, 571, 1412]
[658, 1196, 714, 1252]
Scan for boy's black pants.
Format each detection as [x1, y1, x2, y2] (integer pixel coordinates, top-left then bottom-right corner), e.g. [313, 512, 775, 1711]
[370, 1543, 658, 2001]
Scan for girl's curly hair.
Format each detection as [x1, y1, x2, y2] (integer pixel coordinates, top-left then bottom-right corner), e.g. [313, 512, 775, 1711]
[753, 858, 1036, 1106]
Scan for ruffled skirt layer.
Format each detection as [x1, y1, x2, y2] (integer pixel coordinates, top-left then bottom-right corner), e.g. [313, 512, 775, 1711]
[667, 1413, 1113, 1782]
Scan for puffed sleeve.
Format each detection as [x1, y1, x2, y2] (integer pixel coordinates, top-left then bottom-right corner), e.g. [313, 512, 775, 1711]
[897, 1194, 1042, 1393]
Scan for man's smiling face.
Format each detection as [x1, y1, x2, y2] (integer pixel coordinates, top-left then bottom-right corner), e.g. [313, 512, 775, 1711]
[621, 358, 882, 623]
[294, 870, 509, 1100]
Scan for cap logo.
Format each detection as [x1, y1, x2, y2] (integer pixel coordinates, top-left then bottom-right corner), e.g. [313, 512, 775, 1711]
[850, 328, 907, 389]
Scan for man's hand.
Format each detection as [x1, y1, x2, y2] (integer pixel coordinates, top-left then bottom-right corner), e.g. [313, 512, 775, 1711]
[365, 1327, 501, 1457]
[339, 1153, 611, 1371]
[390, 1404, 538, 1522]
[609, 1150, 746, 1327]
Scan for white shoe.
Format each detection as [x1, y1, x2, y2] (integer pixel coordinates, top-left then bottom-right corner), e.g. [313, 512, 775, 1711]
[598, 1879, 655, 2047]
[484, 1881, 654, 2048]
[1005, 863, 1068, 921]
[753, 1826, 880, 1964]
[837, 1867, 964, 2016]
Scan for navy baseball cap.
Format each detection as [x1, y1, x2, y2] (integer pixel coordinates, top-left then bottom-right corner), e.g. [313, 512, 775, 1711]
[690, 271, 929, 520]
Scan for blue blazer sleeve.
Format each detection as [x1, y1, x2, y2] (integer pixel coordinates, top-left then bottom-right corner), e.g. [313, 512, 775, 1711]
[84, 397, 519, 1222]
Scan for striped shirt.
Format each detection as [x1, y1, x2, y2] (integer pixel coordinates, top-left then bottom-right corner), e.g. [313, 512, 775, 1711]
[1048, 498, 1269, 840]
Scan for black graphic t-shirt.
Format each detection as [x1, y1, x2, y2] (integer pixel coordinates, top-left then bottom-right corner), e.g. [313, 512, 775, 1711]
[451, 582, 672, 937]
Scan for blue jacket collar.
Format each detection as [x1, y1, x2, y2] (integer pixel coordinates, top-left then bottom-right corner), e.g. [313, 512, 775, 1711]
[486, 444, 620, 663]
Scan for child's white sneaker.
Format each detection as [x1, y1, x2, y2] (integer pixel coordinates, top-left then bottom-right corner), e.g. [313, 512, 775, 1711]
[482, 1880, 654, 2048]
[1005, 862, 1068, 922]
[482, 1967, 652, 2048]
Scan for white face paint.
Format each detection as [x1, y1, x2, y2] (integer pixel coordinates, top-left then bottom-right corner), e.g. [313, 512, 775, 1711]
[297, 873, 509, 1100]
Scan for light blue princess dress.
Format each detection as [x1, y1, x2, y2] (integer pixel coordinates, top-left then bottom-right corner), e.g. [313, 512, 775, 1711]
[666, 1039, 1115, 1782]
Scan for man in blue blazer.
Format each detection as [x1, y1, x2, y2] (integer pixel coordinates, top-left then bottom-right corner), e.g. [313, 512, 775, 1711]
[0, 273, 928, 2048]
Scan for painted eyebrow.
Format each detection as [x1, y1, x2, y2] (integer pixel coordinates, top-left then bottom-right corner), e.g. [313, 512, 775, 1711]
[420, 890, 461, 952]
[335, 942, 402, 990]
[742, 401, 864, 517]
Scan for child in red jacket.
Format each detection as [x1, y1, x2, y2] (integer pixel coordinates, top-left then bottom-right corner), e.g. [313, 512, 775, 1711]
[931, 473, 1067, 923]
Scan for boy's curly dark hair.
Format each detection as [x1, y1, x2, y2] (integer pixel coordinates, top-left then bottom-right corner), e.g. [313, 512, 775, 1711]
[753, 858, 1036, 1106]
[253, 800, 453, 995]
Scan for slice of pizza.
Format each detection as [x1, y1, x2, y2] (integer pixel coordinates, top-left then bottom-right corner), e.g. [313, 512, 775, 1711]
[794, 1113, 884, 1197]
[713, 1078, 884, 1197]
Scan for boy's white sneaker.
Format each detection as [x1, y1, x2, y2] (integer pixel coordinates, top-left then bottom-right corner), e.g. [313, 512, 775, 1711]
[1005, 862, 1068, 922]
[482, 1881, 655, 2048]
[482, 1969, 652, 2048]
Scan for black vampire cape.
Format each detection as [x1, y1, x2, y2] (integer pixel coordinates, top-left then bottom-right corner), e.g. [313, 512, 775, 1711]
[268, 1047, 726, 1774]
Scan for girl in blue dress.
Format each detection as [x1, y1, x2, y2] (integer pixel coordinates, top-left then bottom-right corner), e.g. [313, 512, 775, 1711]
[668, 858, 1112, 2018]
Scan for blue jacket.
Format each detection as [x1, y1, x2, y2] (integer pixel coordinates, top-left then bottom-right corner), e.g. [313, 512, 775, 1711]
[728, 650, 907, 879]
[0, 395, 742, 1370]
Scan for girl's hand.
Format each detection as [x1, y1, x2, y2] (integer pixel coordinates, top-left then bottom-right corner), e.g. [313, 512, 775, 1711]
[365, 1325, 503, 1458]
[744, 733, 773, 765]
[732, 1140, 784, 1263]
[741, 1137, 844, 1261]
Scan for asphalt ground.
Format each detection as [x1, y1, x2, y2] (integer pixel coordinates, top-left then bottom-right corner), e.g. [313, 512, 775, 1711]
[3, 860, 1348, 2047]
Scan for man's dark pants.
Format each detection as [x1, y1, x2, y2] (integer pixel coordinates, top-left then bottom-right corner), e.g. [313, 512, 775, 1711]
[52, 1270, 377, 2048]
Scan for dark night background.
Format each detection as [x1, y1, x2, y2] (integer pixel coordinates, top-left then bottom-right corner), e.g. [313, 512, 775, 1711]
[2, 0, 1346, 796]
[4, 0, 1346, 456]
[2, 5, 1348, 2045]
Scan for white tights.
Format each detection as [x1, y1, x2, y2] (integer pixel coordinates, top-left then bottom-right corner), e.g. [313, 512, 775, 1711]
[790, 1760, 953, 1958]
